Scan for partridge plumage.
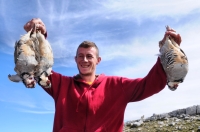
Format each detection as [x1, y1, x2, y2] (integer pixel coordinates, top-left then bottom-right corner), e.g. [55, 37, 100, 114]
[159, 26, 188, 91]
[8, 28, 39, 88]
[8, 26, 54, 88]
[35, 30, 53, 88]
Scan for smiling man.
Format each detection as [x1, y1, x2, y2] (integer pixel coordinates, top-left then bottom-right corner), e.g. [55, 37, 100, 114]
[23, 18, 182, 132]
[75, 41, 101, 84]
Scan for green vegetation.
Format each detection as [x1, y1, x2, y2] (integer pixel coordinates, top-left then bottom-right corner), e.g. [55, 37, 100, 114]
[124, 115, 200, 132]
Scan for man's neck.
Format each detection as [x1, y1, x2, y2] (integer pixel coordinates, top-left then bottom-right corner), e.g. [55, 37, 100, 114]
[79, 74, 96, 83]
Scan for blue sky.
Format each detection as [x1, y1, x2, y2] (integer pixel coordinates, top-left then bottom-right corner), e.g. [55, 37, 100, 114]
[1, 0, 200, 131]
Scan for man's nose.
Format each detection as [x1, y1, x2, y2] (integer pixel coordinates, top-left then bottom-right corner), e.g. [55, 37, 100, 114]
[83, 56, 88, 62]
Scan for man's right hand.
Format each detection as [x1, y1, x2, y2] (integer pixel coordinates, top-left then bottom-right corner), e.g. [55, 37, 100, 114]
[24, 18, 47, 36]
[160, 26, 182, 46]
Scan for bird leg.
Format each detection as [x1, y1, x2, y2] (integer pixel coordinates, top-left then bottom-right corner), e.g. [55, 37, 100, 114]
[37, 71, 51, 88]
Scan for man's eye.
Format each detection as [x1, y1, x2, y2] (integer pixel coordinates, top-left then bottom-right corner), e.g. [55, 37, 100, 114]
[78, 55, 83, 58]
[87, 56, 93, 59]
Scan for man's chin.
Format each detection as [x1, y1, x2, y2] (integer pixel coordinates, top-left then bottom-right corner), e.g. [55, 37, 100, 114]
[79, 72, 92, 76]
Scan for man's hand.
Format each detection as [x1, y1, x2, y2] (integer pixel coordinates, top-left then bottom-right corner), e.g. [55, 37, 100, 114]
[24, 18, 46, 36]
[160, 26, 182, 46]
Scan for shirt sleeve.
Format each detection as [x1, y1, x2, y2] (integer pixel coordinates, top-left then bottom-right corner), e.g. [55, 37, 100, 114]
[121, 57, 167, 102]
[41, 70, 62, 100]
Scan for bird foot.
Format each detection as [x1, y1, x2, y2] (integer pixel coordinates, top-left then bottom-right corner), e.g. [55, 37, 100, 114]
[167, 82, 179, 91]
[38, 79, 51, 88]
[25, 80, 36, 88]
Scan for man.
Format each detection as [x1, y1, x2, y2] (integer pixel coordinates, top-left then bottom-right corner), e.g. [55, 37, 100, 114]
[24, 18, 181, 132]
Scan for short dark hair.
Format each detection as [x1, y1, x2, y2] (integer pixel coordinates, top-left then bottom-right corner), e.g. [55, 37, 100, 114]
[76, 41, 99, 57]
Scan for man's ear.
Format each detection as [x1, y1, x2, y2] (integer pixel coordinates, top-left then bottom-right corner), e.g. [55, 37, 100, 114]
[96, 57, 101, 65]
[75, 56, 77, 63]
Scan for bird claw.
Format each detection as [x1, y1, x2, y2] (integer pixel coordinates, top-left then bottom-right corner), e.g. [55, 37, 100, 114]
[26, 82, 36, 88]
[38, 80, 51, 88]
[44, 80, 51, 88]
[168, 86, 177, 91]
[37, 76, 51, 88]
[167, 82, 179, 91]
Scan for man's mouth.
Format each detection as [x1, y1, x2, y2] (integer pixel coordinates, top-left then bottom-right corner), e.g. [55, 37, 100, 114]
[81, 64, 90, 68]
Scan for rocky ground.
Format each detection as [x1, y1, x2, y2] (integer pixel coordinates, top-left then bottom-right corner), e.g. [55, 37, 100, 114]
[123, 105, 200, 132]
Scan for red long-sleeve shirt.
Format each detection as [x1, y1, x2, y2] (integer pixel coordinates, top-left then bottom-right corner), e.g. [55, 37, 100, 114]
[43, 58, 166, 132]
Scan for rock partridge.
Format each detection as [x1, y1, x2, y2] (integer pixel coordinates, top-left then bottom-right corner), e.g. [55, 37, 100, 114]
[8, 28, 39, 88]
[159, 26, 188, 91]
[8, 25, 54, 88]
[34, 30, 53, 88]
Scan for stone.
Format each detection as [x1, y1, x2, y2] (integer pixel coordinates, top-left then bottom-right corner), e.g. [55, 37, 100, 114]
[186, 105, 197, 115]
[197, 126, 200, 132]
[169, 110, 178, 117]
[124, 105, 200, 132]
[159, 113, 170, 120]
[197, 105, 200, 114]
[177, 108, 186, 115]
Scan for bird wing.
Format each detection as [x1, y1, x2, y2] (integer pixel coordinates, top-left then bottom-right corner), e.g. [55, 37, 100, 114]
[8, 74, 22, 82]
[14, 41, 19, 64]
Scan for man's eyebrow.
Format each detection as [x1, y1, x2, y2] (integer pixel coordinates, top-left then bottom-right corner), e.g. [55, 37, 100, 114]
[77, 53, 84, 55]
[86, 53, 93, 55]
[77, 52, 94, 56]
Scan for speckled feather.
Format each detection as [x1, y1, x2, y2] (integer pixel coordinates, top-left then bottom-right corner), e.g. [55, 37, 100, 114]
[8, 29, 39, 88]
[8, 26, 54, 88]
[159, 26, 188, 91]
[35, 31, 54, 88]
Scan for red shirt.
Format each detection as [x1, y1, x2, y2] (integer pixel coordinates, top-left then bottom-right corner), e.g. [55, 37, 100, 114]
[43, 58, 166, 132]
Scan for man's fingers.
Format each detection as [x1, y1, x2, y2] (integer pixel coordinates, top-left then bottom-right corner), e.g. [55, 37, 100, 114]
[166, 26, 176, 32]
[165, 31, 182, 45]
[24, 21, 32, 32]
[24, 18, 46, 35]
[176, 34, 182, 45]
[36, 24, 46, 35]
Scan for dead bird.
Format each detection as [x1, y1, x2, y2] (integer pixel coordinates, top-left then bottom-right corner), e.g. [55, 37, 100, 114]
[34, 30, 54, 88]
[8, 27, 39, 88]
[159, 26, 188, 91]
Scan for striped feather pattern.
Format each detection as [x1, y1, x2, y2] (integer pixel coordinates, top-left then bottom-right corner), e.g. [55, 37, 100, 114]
[8, 27, 54, 88]
[159, 27, 188, 91]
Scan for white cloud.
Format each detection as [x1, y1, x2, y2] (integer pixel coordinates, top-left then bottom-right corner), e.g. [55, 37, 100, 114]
[97, 0, 200, 20]
[17, 108, 54, 114]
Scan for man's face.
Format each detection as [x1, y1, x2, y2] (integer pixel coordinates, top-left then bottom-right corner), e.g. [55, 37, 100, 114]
[75, 47, 101, 76]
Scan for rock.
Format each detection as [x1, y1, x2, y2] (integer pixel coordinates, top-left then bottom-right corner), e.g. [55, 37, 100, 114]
[131, 121, 143, 128]
[169, 110, 178, 117]
[124, 105, 200, 132]
[197, 105, 200, 114]
[177, 108, 186, 115]
[186, 105, 197, 115]
[197, 126, 200, 132]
